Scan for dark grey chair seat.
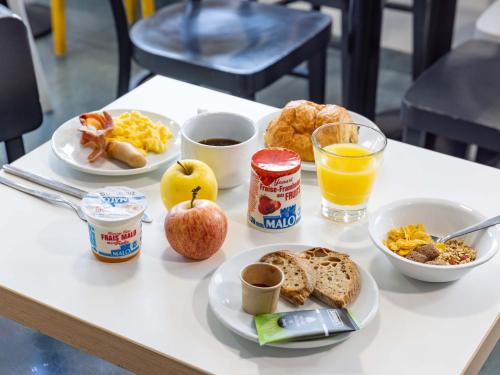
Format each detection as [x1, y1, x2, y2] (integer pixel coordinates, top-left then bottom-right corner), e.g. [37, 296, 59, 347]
[401, 40, 500, 153]
[110, 0, 332, 101]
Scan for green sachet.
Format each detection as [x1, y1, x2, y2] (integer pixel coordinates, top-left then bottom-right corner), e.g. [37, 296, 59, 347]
[254, 308, 359, 346]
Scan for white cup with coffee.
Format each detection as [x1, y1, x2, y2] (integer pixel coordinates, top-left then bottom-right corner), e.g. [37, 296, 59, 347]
[181, 112, 258, 189]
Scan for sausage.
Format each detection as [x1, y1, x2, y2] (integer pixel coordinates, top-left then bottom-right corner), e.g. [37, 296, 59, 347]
[107, 141, 147, 168]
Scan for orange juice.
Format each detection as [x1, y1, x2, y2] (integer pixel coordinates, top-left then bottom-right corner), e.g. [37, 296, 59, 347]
[316, 143, 377, 206]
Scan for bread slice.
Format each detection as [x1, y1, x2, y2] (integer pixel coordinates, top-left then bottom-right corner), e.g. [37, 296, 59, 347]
[259, 250, 315, 306]
[299, 248, 361, 308]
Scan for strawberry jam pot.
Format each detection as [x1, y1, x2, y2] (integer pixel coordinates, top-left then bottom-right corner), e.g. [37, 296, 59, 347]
[248, 148, 302, 232]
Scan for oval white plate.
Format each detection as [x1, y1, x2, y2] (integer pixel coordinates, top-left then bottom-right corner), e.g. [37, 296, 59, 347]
[51, 109, 181, 176]
[256, 110, 380, 172]
[208, 243, 379, 349]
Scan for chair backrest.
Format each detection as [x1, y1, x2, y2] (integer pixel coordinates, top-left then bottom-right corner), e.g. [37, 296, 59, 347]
[108, 0, 204, 97]
[0, 5, 42, 161]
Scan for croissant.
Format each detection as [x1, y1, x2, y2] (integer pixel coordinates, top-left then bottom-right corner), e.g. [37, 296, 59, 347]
[264, 100, 358, 161]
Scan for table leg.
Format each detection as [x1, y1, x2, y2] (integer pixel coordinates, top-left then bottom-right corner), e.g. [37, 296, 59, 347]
[50, 0, 65, 56]
[141, 0, 154, 17]
[412, 0, 457, 79]
[344, 0, 384, 120]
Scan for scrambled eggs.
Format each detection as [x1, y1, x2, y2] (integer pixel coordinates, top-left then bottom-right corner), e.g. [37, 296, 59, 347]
[383, 223, 445, 256]
[107, 111, 173, 155]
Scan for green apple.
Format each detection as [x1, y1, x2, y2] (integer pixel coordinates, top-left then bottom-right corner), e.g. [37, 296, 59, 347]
[160, 160, 218, 209]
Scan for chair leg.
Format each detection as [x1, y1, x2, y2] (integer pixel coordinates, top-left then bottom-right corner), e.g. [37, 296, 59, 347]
[141, 0, 155, 17]
[340, 5, 350, 106]
[109, 0, 133, 97]
[344, 0, 383, 120]
[307, 49, 326, 103]
[5, 137, 25, 162]
[129, 69, 154, 90]
[465, 144, 478, 161]
[117, 56, 131, 98]
[50, 0, 66, 56]
[412, 0, 457, 79]
[403, 127, 426, 147]
[124, 0, 137, 24]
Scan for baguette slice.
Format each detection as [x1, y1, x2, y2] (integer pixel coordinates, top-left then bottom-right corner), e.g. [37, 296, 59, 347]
[259, 250, 315, 306]
[299, 248, 361, 308]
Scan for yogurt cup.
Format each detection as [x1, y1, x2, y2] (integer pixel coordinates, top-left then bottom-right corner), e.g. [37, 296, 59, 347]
[247, 148, 302, 232]
[82, 186, 147, 263]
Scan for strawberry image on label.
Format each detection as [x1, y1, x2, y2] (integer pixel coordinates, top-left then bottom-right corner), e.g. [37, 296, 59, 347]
[258, 195, 281, 215]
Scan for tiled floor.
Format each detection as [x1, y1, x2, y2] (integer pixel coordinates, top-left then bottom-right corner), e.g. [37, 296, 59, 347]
[0, 0, 498, 374]
[0, 317, 132, 374]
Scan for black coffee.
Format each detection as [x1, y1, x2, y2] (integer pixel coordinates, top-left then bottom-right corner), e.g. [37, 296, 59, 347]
[199, 138, 240, 146]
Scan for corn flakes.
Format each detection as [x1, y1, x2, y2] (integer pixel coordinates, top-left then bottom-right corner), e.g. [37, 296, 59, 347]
[384, 224, 476, 265]
[383, 224, 444, 256]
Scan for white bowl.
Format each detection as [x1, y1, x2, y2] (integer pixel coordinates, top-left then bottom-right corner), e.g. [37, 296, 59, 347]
[368, 198, 499, 282]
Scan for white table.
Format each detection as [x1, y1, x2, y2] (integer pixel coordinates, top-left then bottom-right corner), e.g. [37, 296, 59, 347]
[0, 76, 498, 375]
[475, 0, 500, 43]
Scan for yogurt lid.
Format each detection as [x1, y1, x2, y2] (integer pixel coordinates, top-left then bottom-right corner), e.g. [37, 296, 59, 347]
[251, 147, 301, 176]
[82, 186, 147, 221]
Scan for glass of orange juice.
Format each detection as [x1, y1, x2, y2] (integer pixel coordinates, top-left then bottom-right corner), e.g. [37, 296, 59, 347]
[312, 123, 386, 223]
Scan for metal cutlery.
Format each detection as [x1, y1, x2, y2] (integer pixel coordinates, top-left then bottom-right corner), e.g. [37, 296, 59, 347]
[2, 164, 152, 223]
[3, 164, 88, 198]
[0, 175, 87, 221]
[431, 214, 500, 243]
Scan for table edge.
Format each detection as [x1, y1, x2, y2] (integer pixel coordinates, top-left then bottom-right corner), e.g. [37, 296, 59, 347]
[1, 284, 499, 374]
[0, 285, 211, 375]
[462, 313, 499, 375]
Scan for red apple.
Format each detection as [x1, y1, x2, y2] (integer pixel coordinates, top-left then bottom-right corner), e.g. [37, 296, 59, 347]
[165, 187, 228, 260]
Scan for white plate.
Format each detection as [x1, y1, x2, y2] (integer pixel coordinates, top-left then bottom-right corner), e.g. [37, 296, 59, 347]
[51, 109, 181, 176]
[208, 243, 379, 349]
[256, 110, 380, 172]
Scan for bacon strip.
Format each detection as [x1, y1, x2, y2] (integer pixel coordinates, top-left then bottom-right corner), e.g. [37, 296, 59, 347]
[78, 129, 108, 162]
[78, 111, 115, 162]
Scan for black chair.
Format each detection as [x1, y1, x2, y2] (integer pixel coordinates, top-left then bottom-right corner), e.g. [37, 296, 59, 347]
[109, 0, 332, 101]
[401, 40, 500, 159]
[275, 0, 457, 122]
[273, 0, 351, 104]
[0, 5, 43, 162]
